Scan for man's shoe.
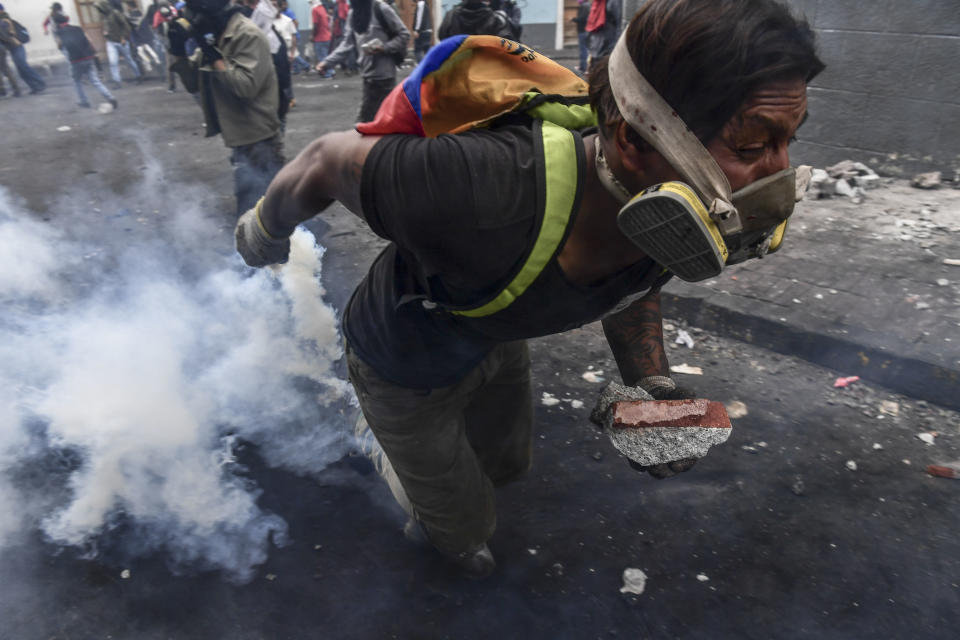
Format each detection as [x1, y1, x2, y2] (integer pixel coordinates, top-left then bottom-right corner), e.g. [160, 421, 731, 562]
[112, 82, 122, 90]
[109, 98, 118, 110]
[78, 101, 91, 108]
[440, 543, 496, 580]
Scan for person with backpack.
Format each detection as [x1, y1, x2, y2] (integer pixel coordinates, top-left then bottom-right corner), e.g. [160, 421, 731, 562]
[169, 0, 284, 216]
[438, 0, 520, 41]
[52, 14, 118, 110]
[234, 0, 822, 579]
[0, 3, 46, 95]
[316, 0, 409, 123]
[94, 0, 142, 89]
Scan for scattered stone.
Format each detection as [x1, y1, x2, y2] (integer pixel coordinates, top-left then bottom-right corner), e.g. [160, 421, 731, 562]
[872, 443, 884, 450]
[834, 178, 865, 204]
[936, 278, 950, 286]
[845, 460, 858, 471]
[917, 432, 937, 445]
[620, 568, 648, 595]
[741, 445, 759, 454]
[670, 363, 703, 376]
[880, 401, 899, 416]
[265, 574, 277, 581]
[675, 329, 695, 348]
[725, 400, 748, 419]
[56, 126, 71, 132]
[98, 102, 114, 115]
[541, 392, 561, 407]
[120, 569, 131, 580]
[943, 259, 960, 267]
[791, 477, 806, 496]
[696, 573, 710, 582]
[911, 171, 941, 189]
[582, 370, 605, 384]
[592, 451, 604, 461]
[552, 562, 564, 576]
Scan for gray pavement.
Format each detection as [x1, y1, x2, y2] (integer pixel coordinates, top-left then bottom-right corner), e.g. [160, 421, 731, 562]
[661, 182, 960, 410]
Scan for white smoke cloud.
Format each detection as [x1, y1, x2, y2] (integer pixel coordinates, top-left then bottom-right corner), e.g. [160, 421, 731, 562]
[0, 154, 357, 582]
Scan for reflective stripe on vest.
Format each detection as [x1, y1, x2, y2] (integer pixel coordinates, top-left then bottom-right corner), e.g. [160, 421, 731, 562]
[451, 120, 581, 318]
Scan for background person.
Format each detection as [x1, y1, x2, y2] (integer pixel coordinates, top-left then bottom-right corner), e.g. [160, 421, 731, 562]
[0, 3, 47, 94]
[317, 0, 409, 123]
[53, 13, 118, 110]
[95, 0, 142, 89]
[169, 0, 284, 215]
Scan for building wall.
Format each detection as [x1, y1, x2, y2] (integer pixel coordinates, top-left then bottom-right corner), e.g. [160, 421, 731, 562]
[782, 0, 959, 174]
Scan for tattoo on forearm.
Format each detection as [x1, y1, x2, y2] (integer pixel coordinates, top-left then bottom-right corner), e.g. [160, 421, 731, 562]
[601, 290, 669, 386]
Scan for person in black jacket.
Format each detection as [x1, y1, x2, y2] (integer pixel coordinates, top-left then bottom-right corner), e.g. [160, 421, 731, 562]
[437, 0, 519, 41]
[53, 14, 117, 109]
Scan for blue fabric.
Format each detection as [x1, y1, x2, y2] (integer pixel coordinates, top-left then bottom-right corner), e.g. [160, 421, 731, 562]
[401, 35, 467, 119]
[10, 45, 44, 92]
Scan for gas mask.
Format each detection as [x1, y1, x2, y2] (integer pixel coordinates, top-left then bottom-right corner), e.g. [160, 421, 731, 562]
[602, 30, 811, 283]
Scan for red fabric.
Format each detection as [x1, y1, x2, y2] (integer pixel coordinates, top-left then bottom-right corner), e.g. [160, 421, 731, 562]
[311, 4, 330, 42]
[585, 0, 606, 32]
[355, 84, 425, 137]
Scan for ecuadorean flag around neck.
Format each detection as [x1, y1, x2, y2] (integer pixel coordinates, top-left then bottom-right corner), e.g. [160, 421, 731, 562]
[355, 35, 591, 138]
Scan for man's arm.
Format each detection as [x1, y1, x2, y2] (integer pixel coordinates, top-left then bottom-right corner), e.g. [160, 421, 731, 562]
[258, 130, 383, 237]
[320, 11, 354, 69]
[601, 289, 669, 387]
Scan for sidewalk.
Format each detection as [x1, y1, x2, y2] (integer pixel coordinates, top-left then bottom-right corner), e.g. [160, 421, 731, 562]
[661, 179, 960, 409]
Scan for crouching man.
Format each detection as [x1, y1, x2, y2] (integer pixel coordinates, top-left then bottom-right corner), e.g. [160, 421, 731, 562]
[235, 0, 823, 578]
[170, 0, 284, 215]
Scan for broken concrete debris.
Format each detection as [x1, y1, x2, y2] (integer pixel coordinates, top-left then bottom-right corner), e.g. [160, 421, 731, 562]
[911, 171, 941, 189]
[807, 161, 879, 202]
[725, 400, 749, 419]
[670, 363, 703, 376]
[926, 461, 960, 479]
[675, 329, 695, 349]
[620, 568, 648, 595]
[916, 432, 937, 445]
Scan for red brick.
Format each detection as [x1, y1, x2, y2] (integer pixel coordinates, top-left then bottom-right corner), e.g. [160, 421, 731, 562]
[926, 463, 960, 479]
[610, 399, 731, 430]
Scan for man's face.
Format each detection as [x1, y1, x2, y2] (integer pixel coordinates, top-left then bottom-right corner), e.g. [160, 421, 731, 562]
[706, 79, 808, 192]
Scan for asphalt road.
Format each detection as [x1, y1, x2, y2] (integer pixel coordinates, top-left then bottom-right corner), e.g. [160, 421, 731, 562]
[1, 65, 959, 639]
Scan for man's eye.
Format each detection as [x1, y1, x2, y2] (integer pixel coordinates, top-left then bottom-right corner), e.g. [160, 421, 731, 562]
[737, 145, 764, 156]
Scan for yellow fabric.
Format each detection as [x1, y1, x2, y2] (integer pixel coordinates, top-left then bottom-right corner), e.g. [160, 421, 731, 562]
[419, 37, 589, 138]
[452, 122, 580, 317]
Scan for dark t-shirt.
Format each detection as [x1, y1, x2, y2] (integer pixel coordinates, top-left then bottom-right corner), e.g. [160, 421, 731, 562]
[343, 118, 661, 389]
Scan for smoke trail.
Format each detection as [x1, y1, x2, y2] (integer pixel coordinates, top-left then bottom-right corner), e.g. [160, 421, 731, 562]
[0, 157, 355, 582]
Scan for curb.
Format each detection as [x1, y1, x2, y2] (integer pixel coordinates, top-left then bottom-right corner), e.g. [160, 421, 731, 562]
[663, 291, 960, 411]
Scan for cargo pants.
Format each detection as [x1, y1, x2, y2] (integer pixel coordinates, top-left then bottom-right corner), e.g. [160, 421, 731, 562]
[346, 340, 533, 554]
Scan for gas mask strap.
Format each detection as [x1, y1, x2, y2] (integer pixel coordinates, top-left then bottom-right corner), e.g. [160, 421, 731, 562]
[595, 143, 632, 205]
[607, 30, 741, 234]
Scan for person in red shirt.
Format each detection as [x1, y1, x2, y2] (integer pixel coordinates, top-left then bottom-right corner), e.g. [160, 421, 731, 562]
[310, 0, 334, 77]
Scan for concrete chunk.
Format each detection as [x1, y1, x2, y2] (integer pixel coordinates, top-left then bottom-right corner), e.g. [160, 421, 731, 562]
[603, 398, 731, 467]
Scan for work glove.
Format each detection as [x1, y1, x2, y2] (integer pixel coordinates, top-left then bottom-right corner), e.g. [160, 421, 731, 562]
[167, 17, 191, 57]
[235, 197, 291, 267]
[590, 380, 699, 480]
